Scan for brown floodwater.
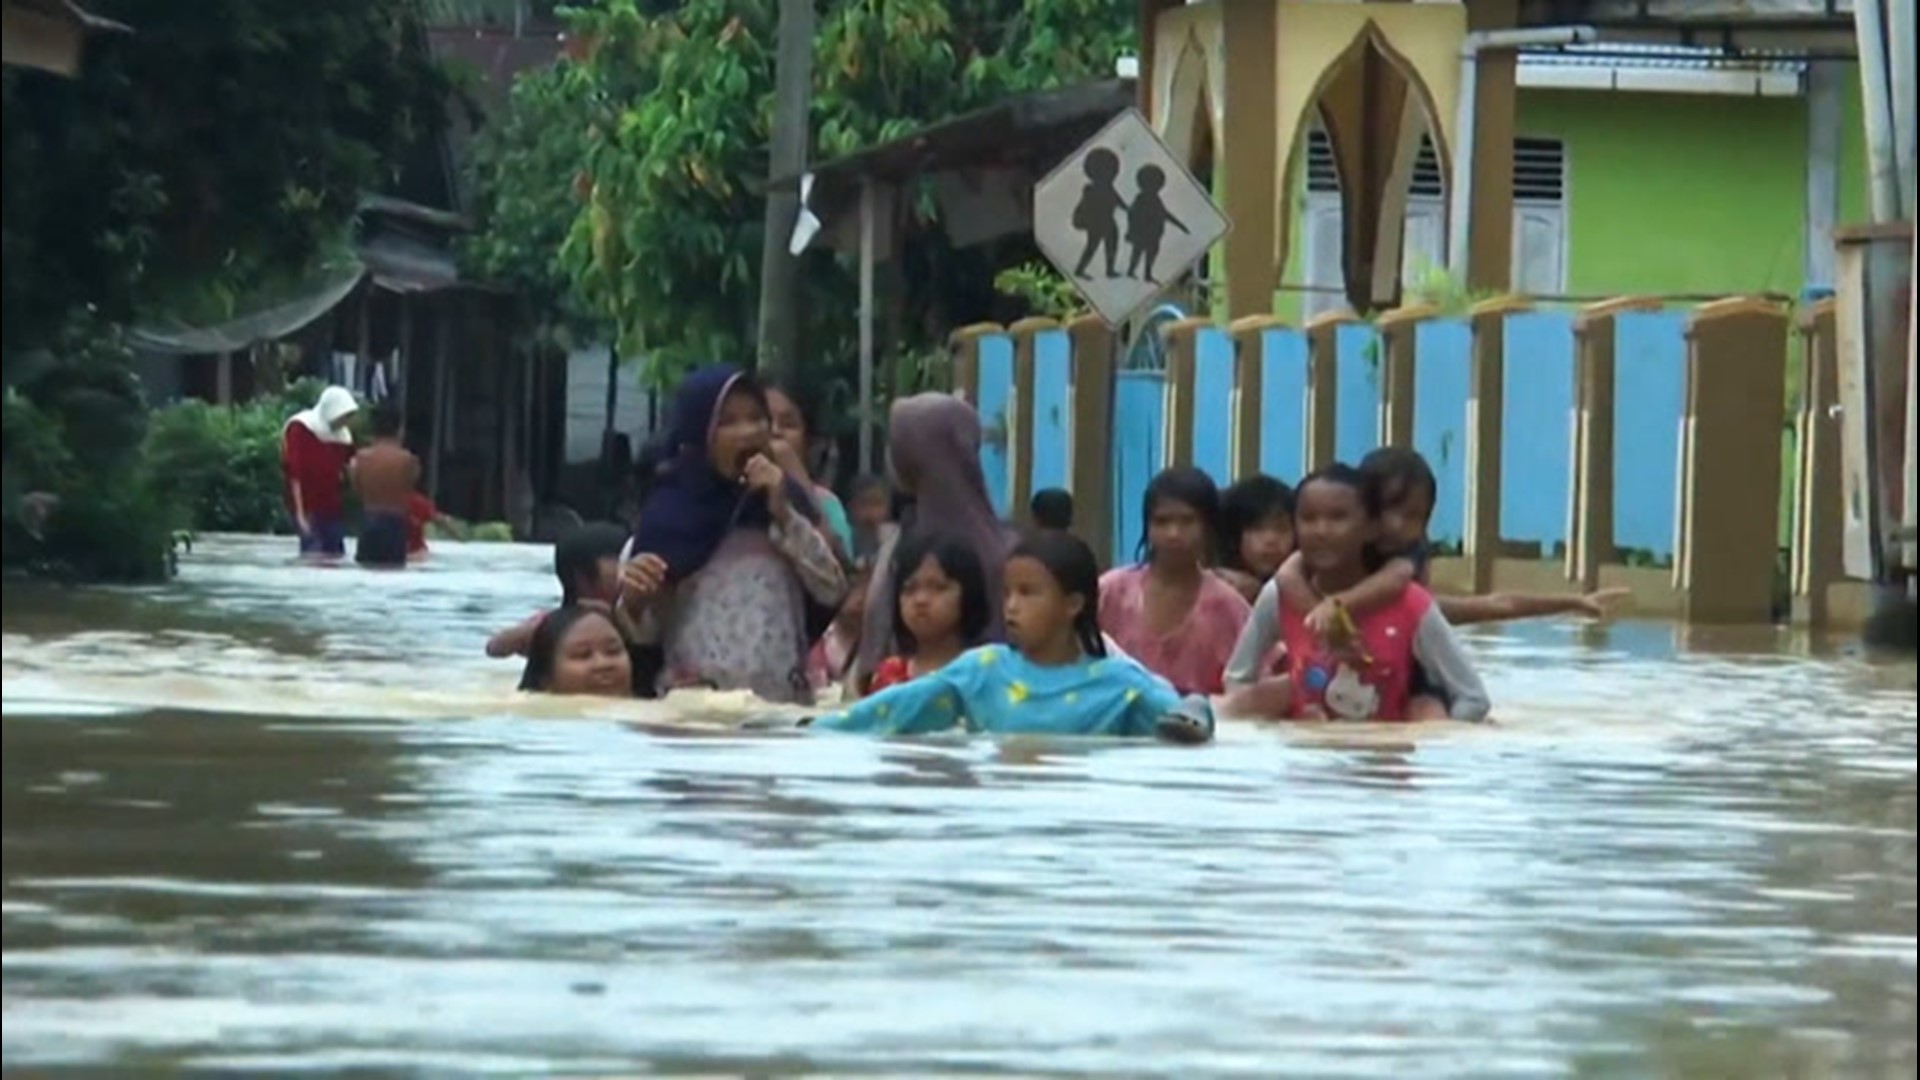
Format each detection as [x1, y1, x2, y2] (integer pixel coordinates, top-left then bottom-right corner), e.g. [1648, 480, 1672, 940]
[2, 535, 1915, 1076]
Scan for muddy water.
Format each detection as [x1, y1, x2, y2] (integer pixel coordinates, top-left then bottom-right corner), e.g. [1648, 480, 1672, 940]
[3, 536, 1915, 1076]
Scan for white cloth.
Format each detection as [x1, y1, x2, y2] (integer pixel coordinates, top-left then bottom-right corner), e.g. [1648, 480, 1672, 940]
[285, 385, 359, 445]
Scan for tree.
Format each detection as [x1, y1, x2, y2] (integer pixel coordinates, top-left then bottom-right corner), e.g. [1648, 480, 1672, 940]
[1, 1, 452, 580]
[1, 0, 452, 362]
[462, 0, 1131, 389]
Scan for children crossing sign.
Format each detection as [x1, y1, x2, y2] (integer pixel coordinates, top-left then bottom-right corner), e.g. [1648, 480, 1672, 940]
[1033, 108, 1229, 328]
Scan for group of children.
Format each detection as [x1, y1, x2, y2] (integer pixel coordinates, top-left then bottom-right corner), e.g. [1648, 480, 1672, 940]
[280, 388, 455, 567]
[487, 361, 1627, 741]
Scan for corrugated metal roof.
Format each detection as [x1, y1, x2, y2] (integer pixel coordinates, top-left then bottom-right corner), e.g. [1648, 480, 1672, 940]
[1525, 42, 1807, 73]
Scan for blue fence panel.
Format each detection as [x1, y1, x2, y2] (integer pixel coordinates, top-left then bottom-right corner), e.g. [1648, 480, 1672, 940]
[1191, 328, 1236, 486]
[1258, 328, 1310, 483]
[975, 334, 1015, 518]
[1335, 324, 1381, 464]
[1500, 312, 1577, 551]
[1030, 330, 1072, 497]
[1612, 311, 1688, 561]
[1112, 371, 1166, 563]
[1412, 320, 1472, 545]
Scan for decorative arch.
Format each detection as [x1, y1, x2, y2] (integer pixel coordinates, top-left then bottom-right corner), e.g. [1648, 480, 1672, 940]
[1275, 18, 1456, 312]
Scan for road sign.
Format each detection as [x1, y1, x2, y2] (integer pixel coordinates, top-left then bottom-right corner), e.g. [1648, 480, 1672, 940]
[1033, 108, 1229, 328]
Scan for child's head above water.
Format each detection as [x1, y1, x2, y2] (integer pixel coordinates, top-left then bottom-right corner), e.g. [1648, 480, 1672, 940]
[554, 523, 628, 606]
[1294, 463, 1383, 579]
[519, 604, 631, 697]
[1220, 473, 1296, 578]
[848, 473, 892, 529]
[1004, 530, 1106, 663]
[369, 403, 404, 441]
[1137, 465, 1220, 567]
[1030, 487, 1075, 532]
[1358, 447, 1437, 556]
[890, 530, 990, 654]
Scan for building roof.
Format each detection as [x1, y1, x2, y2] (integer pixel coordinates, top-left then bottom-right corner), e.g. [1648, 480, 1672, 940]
[1518, 0, 1857, 53]
[772, 78, 1137, 202]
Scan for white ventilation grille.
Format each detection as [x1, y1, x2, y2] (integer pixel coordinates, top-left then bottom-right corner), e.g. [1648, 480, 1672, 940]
[1306, 130, 1567, 205]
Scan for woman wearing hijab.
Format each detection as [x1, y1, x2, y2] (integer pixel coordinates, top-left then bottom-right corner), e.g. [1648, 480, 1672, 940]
[281, 385, 360, 559]
[853, 393, 1018, 686]
[620, 365, 847, 703]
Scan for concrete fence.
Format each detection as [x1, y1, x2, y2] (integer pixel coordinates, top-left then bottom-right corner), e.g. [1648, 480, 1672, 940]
[946, 293, 1869, 628]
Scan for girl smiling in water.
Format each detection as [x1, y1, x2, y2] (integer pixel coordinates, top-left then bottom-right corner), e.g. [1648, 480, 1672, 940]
[1223, 465, 1490, 722]
[811, 531, 1212, 742]
[519, 605, 636, 698]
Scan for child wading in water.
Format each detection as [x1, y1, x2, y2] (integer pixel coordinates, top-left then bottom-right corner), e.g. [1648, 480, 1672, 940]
[349, 405, 421, 568]
[621, 364, 846, 703]
[810, 531, 1212, 742]
[487, 523, 629, 659]
[1225, 464, 1491, 722]
[518, 604, 637, 698]
[1215, 474, 1296, 603]
[862, 531, 992, 696]
[1098, 467, 1250, 695]
[1273, 447, 1623, 719]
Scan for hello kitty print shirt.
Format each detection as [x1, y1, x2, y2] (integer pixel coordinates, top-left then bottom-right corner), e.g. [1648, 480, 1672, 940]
[1225, 579, 1491, 722]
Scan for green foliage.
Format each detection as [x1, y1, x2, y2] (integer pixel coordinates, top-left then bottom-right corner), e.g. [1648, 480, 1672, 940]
[0, 0, 451, 358]
[1, 320, 181, 582]
[467, 0, 1132, 388]
[1403, 261, 1501, 318]
[144, 380, 326, 535]
[993, 261, 1084, 321]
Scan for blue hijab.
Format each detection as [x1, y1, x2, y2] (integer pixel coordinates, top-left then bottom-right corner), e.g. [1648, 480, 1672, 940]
[631, 364, 818, 585]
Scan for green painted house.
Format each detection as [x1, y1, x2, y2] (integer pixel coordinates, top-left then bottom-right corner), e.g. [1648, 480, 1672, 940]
[1276, 45, 1875, 320]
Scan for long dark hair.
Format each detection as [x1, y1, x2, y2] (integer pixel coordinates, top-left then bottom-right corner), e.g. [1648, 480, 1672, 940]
[1219, 473, 1296, 574]
[1009, 530, 1106, 659]
[1294, 463, 1388, 573]
[889, 530, 991, 652]
[519, 604, 623, 693]
[1135, 465, 1222, 564]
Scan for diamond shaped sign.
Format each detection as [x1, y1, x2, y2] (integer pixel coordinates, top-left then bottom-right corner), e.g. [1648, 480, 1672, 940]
[1033, 108, 1230, 328]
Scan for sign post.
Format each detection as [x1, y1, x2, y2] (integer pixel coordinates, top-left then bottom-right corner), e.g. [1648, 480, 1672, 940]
[1033, 109, 1229, 328]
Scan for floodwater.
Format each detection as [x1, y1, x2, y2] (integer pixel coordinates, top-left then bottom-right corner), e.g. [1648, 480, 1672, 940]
[2, 536, 1915, 1078]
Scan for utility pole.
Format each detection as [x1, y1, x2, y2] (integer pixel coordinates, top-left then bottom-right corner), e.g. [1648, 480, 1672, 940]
[755, 0, 815, 383]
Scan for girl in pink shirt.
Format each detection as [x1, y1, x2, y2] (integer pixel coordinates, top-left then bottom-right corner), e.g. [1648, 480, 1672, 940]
[1098, 466, 1251, 695]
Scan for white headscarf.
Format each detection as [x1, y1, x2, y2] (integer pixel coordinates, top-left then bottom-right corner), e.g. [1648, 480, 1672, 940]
[286, 385, 360, 445]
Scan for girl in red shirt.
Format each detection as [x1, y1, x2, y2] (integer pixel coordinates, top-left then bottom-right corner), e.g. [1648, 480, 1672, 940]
[862, 531, 991, 696]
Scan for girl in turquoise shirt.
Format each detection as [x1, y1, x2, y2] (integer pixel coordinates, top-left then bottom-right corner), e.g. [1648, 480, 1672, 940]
[808, 531, 1213, 743]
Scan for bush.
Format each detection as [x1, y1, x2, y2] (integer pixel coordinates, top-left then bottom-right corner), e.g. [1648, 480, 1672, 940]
[2, 323, 182, 582]
[144, 379, 324, 534]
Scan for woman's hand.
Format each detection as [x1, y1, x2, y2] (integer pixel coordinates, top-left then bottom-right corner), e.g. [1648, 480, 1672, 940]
[769, 436, 809, 482]
[620, 553, 669, 604]
[743, 453, 788, 517]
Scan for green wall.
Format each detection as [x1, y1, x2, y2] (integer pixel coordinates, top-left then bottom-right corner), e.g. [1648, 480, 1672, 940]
[1517, 88, 1809, 299]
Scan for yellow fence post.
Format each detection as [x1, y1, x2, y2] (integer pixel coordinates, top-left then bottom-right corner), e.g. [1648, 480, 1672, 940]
[1007, 317, 1057, 528]
[1375, 303, 1438, 449]
[1161, 317, 1211, 470]
[1230, 316, 1285, 480]
[1067, 315, 1118, 568]
[1465, 295, 1532, 595]
[1793, 299, 1844, 629]
[1303, 310, 1355, 471]
[946, 323, 1001, 404]
[1678, 297, 1790, 625]
[1568, 297, 1661, 591]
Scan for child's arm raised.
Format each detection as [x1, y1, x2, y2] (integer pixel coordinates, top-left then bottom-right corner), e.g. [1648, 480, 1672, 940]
[486, 613, 543, 659]
[1437, 587, 1629, 627]
[1410, 608, 1492, 722]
